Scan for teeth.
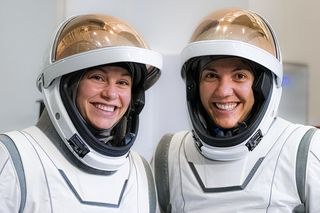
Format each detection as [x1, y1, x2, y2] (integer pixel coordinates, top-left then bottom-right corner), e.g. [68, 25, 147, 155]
[215, 103, 237, 111]
[95, 103, 115, 112]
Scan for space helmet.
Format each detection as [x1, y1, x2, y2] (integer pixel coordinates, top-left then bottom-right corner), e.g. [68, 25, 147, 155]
[181, 8, 282, 161]
[37, 14, 162, 171]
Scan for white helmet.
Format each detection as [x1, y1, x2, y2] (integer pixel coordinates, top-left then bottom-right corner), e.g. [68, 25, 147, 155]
[37, 14, 162, 171]
[181, 8, 282, 161]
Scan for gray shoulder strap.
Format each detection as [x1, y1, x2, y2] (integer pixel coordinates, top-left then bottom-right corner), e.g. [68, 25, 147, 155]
[0, 134, 26, 213]
[139, 155, 157, 213]
[295, 128, 317, 212]
[154, 133, 174, 213]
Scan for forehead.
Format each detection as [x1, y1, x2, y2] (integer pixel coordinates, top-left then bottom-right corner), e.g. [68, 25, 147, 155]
[87, 65, 131, 76]
[204, 57, 253, 71]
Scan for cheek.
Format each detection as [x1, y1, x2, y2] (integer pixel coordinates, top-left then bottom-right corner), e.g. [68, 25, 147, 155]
[120, 91, 132, 109]
[199, 83, 212, 106]
[241, 85, 255, 110]
[240, 82, 254, 98]
[77, 81, 98, 100]
[76, 82, 93, 112]
[248, 91, 255, 108]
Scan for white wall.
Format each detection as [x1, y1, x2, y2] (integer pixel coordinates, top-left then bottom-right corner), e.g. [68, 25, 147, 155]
[249, 0, 320, 125]
[0, 0, 65, 132]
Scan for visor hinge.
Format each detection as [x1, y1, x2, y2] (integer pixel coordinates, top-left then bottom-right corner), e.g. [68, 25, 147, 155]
[36, 73, 44, 92]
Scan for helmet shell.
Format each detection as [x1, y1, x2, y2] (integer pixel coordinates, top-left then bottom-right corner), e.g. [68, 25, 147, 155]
[38, 14, 162, 171]
[181, 8, 282, 161]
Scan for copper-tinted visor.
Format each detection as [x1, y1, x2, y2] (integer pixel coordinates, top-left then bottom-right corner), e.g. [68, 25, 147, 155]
[53, 14, 148, 61]
[190, 8, 278, 59]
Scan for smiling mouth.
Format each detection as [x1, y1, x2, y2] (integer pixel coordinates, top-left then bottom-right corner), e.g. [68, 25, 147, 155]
[215, 102, 237, 111]
[94, 103, 116, 112]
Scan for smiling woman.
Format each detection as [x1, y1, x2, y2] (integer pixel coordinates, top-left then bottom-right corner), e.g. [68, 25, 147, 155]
[76, 66, 133, 131]
[0, 14, 162, 213]
[199, 57, 255, 129]
[152, 8, 320, 213]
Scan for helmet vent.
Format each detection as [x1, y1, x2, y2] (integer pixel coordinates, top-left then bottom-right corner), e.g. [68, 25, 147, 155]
[68, 134, 90, 158]
[245, 129, 263, 151]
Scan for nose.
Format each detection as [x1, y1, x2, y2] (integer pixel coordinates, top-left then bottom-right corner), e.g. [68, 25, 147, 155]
[214, 78, 233, 97]
[102, 85, 118, 100]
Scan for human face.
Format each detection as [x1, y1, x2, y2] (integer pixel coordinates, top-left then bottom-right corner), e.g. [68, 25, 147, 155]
[199, 58, 255, 129]
[76, 65, 132, 130]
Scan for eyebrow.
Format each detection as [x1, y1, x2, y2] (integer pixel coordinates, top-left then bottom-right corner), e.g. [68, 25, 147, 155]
[89, 67, 132, 76]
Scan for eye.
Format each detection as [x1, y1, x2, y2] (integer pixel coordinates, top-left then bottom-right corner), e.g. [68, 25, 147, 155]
[235, 72, 247, 80]
[233, 69, 255, 82]
[117, 78, 132, 88]
[85, 70, 106, 82]
[118, 80, 129, 86]
[90, 74, 104, 81]
[201, 70, 218, 82]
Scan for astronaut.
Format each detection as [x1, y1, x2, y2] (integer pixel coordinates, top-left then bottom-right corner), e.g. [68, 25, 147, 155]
[0, 14, 162, 212]
[153, 8, 320, 212]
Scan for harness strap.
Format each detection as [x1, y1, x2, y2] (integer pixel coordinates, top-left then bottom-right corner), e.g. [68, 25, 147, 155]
[0, 134, 26, 213]
[140, 155, 157, 213]
[294, 128, 317, 213]
[154, 133, 174, 213]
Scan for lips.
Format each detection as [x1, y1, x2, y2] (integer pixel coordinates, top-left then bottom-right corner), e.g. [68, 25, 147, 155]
[215, 102, 238, 111]
[93, 103, 116, 112]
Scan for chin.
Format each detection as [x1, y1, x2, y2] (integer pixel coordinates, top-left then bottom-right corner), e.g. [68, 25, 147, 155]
[217, 122, 238, 129]
[91, 122, 113, 130]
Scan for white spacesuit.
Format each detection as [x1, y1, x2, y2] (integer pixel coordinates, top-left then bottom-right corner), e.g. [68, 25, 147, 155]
[153, 8, 320, 213]
[0, 14, 162, 212]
